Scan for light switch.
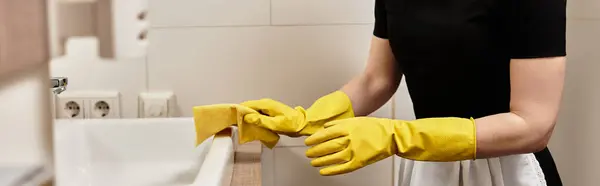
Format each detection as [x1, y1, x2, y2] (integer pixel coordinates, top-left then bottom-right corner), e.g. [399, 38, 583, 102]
[138, 92, 176, 118]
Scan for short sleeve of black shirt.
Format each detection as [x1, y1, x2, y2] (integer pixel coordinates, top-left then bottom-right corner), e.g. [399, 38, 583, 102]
[373, 0, 388, 39]
[373, 0, 566, 58]
[510, 0, 566, 59]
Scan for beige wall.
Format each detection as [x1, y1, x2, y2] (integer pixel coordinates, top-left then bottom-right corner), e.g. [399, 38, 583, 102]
[549, 1, 600, 185]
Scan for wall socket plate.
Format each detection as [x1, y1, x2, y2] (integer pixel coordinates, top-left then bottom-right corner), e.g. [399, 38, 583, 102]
[55, 97, 86, 119]
[138, 92, 176, 118]
[55, 91, 121, 119]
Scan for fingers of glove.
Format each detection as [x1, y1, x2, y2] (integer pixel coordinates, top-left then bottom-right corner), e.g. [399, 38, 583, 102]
[323, 118, 350, 128]
[306, 137, 349, 158]
[310, 145, 353, 167]
[305, 123, 348, 146]
[243, 113, 268, 124]
[241, 99, 292, 116]
[243, 113, 288, 131]
[319, 161, 358, 176]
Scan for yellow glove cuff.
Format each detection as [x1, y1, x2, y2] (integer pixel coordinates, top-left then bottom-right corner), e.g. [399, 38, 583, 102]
[392, 117, 477, 161]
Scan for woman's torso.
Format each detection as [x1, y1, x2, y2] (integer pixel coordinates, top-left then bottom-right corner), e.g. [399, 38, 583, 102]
[377, 0, 563, 185]
[383, 0, 512, 119]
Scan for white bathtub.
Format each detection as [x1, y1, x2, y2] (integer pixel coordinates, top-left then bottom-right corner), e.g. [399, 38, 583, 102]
[53, 118, 236, 186]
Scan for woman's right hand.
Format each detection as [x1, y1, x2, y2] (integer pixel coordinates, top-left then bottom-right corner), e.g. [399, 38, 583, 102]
[241, 98, 309, 137]
[241, 91, 355, 137]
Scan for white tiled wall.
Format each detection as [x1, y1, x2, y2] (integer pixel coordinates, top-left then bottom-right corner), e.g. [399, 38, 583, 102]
[147, 25, 373, 116]
[51, 0, 380, 118]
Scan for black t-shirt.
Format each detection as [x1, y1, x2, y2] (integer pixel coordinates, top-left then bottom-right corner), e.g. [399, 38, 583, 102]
[373, 0, 566, 185]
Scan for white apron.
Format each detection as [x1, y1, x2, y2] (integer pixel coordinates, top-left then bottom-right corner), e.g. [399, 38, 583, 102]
[396, 153, 546, 186]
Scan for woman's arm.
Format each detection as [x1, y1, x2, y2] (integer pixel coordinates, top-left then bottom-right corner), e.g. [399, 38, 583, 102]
[474, 0, 566, 158]
[475, 57, 566, 158]
[341, 36, 401, 116]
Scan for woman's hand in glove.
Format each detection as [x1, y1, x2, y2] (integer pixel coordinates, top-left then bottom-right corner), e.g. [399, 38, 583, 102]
[305, 117, 477, 176]
[241, 98, 309, 137]
[241, 91, 355, 137]
[304, 117, 397, 176]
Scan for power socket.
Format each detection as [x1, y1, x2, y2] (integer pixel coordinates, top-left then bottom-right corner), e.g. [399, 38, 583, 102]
[54, 91, 121, 119]
[138, 92, 176, 118]
[88, 92, 121, 119]
[55, 95, 86, 119]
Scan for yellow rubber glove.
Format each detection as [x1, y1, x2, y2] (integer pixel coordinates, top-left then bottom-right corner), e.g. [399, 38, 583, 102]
[193, 104, 280, 148]
[241, 91, 355, 137]
[304, 117, 476, 176]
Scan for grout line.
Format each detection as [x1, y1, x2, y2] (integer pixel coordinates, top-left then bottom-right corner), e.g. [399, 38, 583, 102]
[269, 0, 273, 25]
[149, 22, 374, 30]
[567, 17, 600, 21]
[144, 51, 150, 92]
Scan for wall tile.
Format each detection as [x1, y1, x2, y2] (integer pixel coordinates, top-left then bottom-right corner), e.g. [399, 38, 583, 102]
[149, 0, 270, 27]
[567, 0, 600, 20]
[147, 27, 271, 115]
[271, 0, 375, 25]
[147, 25, 373, 116]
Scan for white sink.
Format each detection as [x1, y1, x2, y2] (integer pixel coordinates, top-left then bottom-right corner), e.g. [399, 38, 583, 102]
[53, 118, 235, 186]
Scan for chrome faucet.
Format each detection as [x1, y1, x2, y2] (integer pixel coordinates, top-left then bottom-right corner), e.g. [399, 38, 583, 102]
[51, 77, 68, 94]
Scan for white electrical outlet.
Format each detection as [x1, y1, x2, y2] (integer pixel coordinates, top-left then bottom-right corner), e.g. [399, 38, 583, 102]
[87, 92, 121, 119]
[54, 91, 121, 119]
[55, 95, 86, 119]
[139, 92, 176, 118]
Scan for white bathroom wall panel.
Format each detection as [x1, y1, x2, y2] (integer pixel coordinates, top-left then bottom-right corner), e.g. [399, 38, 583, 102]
[271, 0, 375, 25]
[148, 0, 270, 27]
[147, 25, 373, 117]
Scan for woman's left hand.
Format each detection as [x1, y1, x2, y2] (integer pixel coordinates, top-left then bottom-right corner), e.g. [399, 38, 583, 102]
[304, 117, 398, 176]
[305, 116, 477, 176]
